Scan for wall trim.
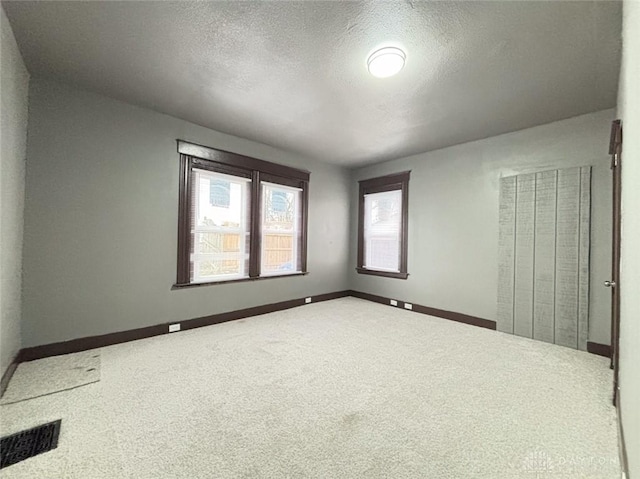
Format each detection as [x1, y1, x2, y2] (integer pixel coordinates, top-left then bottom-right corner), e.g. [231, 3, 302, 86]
[0, 354, 20, 398]
[17, 291, 351, 363]
[587, 341, 612, 358]
[347, 290, 497, 330]
[13, 292, 610, 368]
[13, 290, 495, 364]
[616, 389, 629, 478]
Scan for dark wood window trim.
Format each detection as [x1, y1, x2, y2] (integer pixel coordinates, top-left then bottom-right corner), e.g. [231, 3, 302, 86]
[178, 140, 309, 181]
[175, 140, 310, 288]
[172, 272, 309, 289]
[357, 171, 410, 279]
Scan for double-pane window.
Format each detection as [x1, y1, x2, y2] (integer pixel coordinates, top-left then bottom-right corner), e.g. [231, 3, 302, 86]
[176, 141, 309, 286]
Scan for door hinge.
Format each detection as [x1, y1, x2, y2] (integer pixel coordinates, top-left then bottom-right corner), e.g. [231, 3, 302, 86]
[611, 153, 619, 169]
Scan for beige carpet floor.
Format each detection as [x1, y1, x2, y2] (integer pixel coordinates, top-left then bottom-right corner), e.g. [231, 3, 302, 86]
[0, 350, 100, 405]
[0, 297, 620, 478]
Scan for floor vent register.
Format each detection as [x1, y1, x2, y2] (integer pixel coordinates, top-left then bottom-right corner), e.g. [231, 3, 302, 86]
[0, 420, 61, 469]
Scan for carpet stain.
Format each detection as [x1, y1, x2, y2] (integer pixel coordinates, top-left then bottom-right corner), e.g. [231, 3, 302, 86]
[343, 413, 362, 427]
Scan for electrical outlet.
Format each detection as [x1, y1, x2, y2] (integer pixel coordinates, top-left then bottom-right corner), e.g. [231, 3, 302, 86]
[168, 323, 181, 333]
[305, 297, 312, 304]
[390, 299, 398, 306]
[404, 303, 413, 310]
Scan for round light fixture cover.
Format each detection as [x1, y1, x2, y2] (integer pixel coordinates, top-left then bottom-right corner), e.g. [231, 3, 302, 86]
[367, 47, 406, 78]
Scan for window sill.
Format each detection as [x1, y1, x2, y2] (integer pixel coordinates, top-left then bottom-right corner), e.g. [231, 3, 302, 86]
[355, 267, 409, 280]
[172, 272, 308, 289]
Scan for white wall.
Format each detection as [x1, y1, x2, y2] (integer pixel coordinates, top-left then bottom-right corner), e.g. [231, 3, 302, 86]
[349, 109, 615, 346]
[22, 79, 351, 347]
[617, 1, 640, 476]
[0, 6, 29, 375]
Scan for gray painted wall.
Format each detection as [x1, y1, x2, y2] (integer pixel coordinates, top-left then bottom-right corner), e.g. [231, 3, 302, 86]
[0, 6, 29, 374]
[617, 1, 640, 476]
[22, 79, 350, 348]
[349, 109, 615, 346]
[21, 80, 617, 355]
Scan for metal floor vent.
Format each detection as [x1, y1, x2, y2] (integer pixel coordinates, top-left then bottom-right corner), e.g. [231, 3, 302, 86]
[0, 420, 61, 469]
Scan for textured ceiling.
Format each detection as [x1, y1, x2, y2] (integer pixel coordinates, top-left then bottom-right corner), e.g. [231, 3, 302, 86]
[3, 1, 622, 166]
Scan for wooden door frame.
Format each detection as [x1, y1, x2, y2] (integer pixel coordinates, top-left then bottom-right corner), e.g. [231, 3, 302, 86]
[608, 119, 622, 406]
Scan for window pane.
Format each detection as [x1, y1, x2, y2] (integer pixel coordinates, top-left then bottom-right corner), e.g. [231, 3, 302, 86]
[209, 179, 231, 208]
[261, 182, 301, 274]
[364, 189, 402, 272]
[191, 169, 250, 282]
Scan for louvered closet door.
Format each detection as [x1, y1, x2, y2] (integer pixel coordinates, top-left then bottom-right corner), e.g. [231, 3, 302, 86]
[497, 166, 591, 351]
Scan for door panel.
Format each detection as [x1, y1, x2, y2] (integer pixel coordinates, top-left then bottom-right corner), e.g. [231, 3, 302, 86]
[497, 168, 591, 349]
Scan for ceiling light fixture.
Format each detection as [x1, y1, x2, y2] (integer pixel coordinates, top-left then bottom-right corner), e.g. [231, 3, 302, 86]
[367, 47, 406, 78]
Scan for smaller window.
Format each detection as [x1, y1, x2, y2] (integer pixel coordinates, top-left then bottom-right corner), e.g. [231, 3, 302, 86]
[357, 171, 410, 279]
